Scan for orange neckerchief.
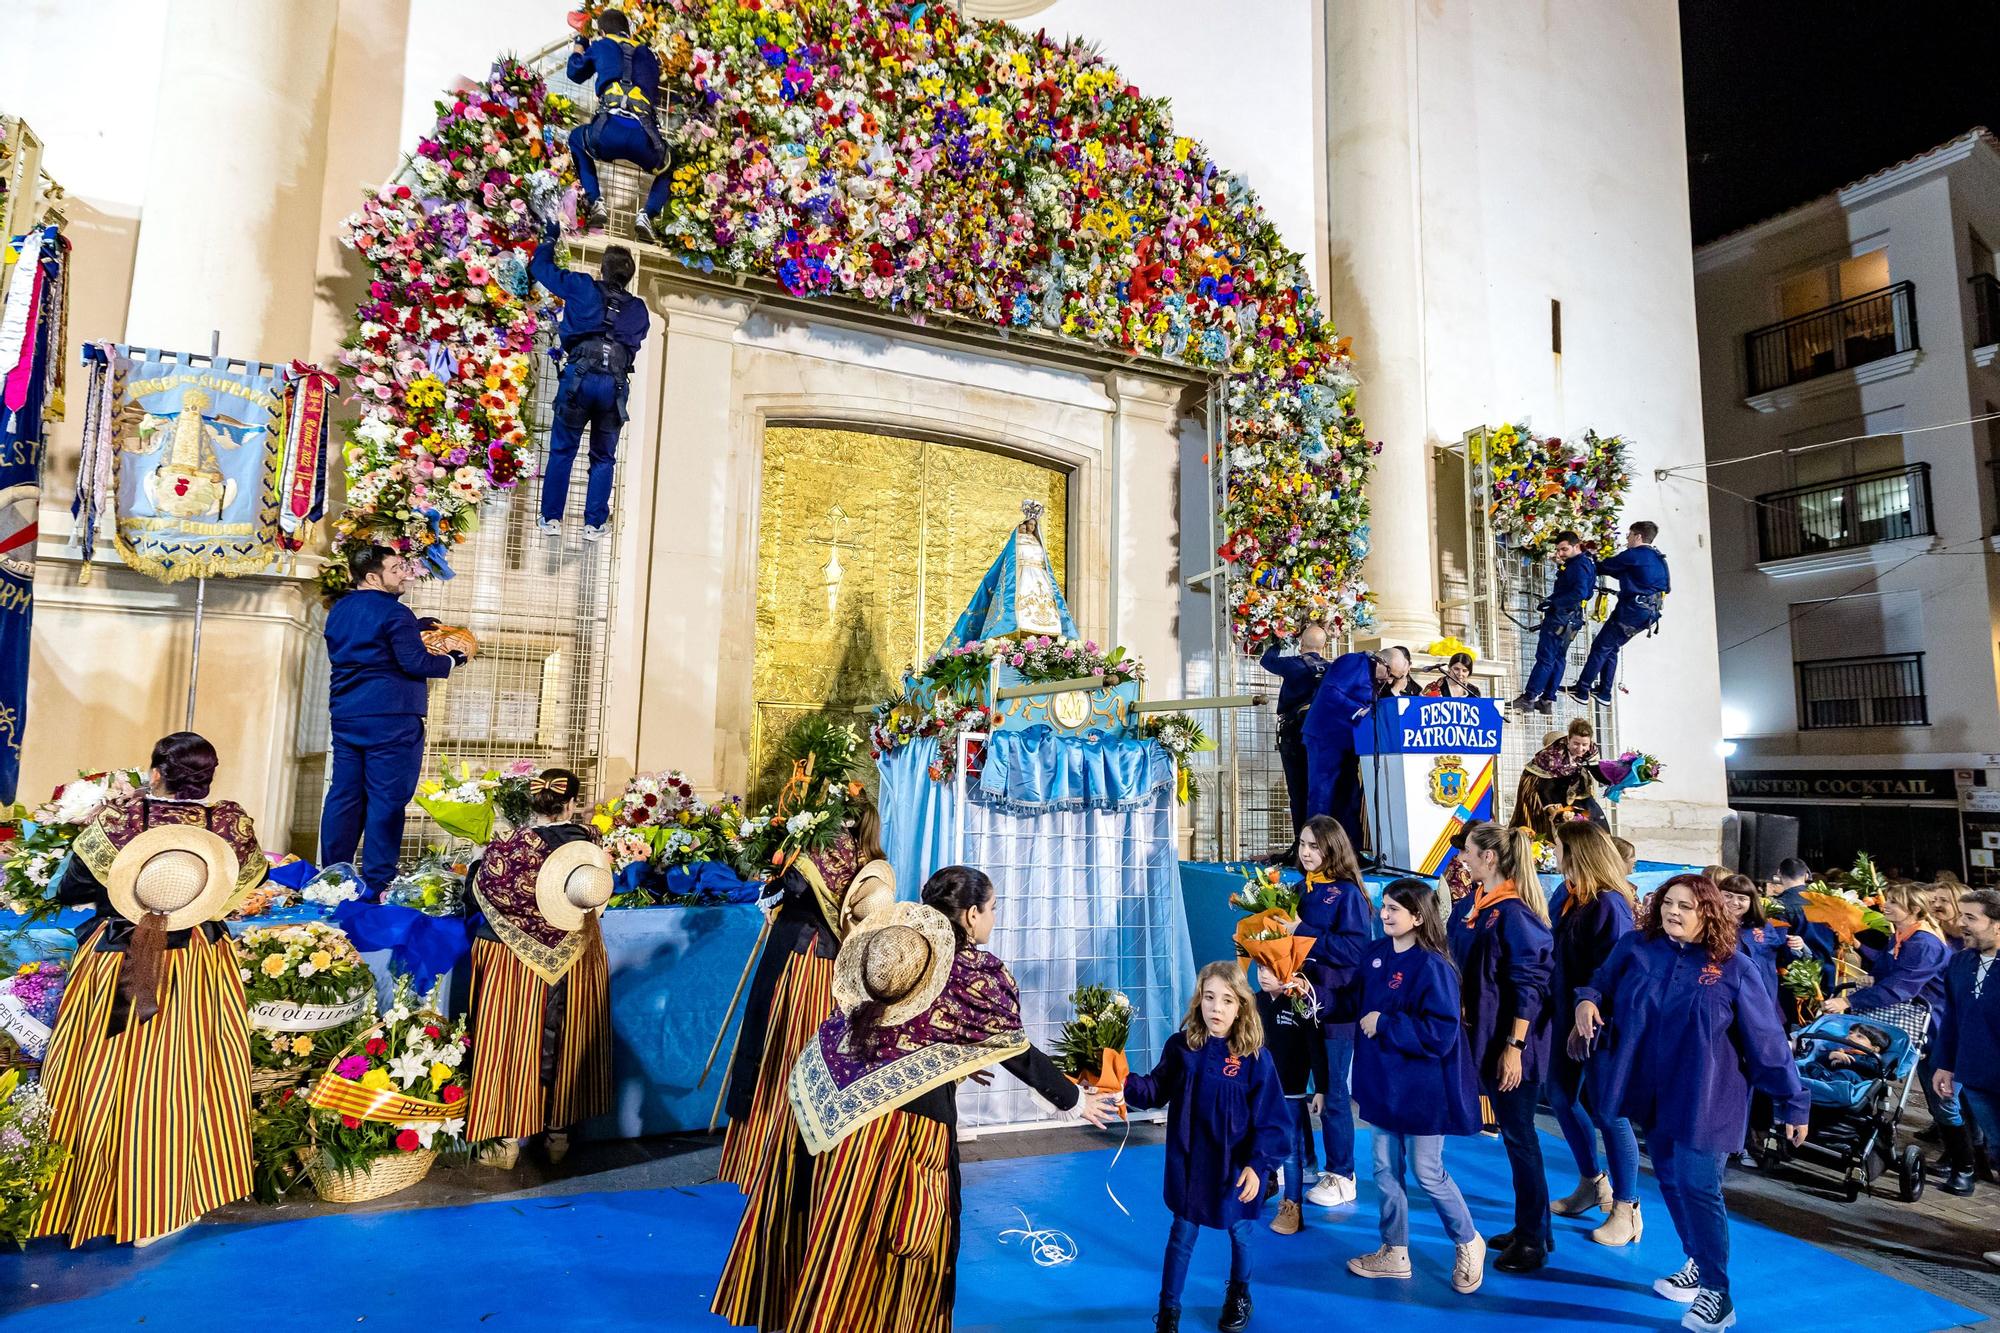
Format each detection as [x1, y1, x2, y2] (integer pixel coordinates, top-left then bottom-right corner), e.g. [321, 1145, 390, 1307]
[1891, 922, 1942, 957]
[1472, 880, 1521, 915]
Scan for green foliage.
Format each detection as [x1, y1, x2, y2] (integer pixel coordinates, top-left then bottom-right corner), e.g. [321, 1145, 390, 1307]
[1052, 984, 1134, 1080]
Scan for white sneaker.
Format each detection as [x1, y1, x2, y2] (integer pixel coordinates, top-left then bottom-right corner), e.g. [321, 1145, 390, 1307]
[1307, 1172, 1355, 1207]
[581, 524, 607, 544]
[536, 518, 562, 537]
[1681, 1288, 1735, 1333]
[1654, 1257, 1701, 1303]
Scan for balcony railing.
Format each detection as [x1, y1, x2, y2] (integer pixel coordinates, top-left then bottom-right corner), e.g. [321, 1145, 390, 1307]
[1973, 272, 2000, 349]
[1745, 281, 1918, 395]
[1755, 462, 1933, 561]
[1796, 652, 1928, 730]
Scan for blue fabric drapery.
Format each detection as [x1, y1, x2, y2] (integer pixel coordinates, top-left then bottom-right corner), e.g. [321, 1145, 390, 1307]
[974, 724, 1174, 815]
[329, 899, 470, 991]
[879, 741, 963, 898]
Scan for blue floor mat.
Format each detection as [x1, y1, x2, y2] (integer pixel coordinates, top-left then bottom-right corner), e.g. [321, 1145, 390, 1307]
[0, 1132, 1979, 1331]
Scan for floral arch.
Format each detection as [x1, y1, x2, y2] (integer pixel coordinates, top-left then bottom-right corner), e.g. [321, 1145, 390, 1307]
[333, 0, 1375, 646]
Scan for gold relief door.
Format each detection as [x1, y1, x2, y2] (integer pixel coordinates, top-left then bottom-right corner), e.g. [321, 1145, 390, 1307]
[752, 426, 1068, 799]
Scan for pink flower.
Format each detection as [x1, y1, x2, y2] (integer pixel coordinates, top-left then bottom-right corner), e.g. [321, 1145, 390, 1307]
[336, 1055, 368, 1080]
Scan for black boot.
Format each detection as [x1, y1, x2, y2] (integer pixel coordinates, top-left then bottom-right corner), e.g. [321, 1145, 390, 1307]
[1494, 1239, 1549, 1273]
[1942, 1122, 1979, 1195]
[1944, 1168, 1978, 1197]
[1218, 1281, 1252, 1333]
[1155, 1305, 1181, 1333]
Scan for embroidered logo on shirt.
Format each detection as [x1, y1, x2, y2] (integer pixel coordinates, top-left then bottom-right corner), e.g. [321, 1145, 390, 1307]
[1698, 963, 1724, 986]
[1222, 1055, 1243, 1078]
[1752, 928, 1766, 943]
[1389, 971, 1405, 990]
[1485, 910, 1501, 928]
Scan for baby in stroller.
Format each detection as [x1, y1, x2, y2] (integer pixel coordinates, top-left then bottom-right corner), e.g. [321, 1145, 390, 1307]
[1798, 1022, 1893, 1110]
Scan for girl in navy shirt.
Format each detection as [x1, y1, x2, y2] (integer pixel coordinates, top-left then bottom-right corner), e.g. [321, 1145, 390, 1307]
[1344, 879, 1487, 1295]
[1451, 821, 1556, 1274]
[1290, 815, 1372, 1208]
[1718, 873, 1798, 1010]
[1576, 874, 1809, 1333]
[1126, 961, 1290, 1333]
[1545, 821, 1642, 1246]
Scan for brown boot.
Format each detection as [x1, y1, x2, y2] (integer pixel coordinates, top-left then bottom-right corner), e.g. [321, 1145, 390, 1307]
[1270, 1199, 1303, 1235]
[1551, 1172, 1612, 1217]
[1590, 1199, 1643, 1246]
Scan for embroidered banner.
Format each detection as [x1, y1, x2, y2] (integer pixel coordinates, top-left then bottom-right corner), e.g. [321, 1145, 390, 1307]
[246, 991, 374, 1033]
[0, 992, 52, 1058]
[74, 345, 286, 583]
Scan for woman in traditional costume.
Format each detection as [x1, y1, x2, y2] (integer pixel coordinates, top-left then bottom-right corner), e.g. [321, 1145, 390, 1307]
[713, 866, 1116, 1333]
[465, 769, 615, 1168]
[1509, 719, 1603, 841]
[35, 732, 267, 1247]
[718, 796, 893, 1189]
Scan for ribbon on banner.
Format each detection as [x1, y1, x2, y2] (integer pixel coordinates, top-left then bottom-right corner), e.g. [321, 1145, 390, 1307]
[246, 990, 373, 1033]
[0, 992, 51, 1059]
[275, 360, 336, 553]
[306, 1069, 463, 1125]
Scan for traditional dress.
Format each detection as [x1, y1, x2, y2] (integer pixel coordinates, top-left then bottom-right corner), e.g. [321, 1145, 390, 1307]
[465, 823, 612, 1141]
[713, 943, 1078, 1333]
[34, 796, 266, 1245]
[718, 836, 891, 1189]
[1508, 737, 1604, 841]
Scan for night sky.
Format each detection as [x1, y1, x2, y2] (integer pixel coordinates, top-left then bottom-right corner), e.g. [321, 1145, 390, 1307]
[1681, 0, 2000, 244]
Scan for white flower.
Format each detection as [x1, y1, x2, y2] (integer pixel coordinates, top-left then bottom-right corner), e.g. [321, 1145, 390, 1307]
[299, 962, 318, 978]
[239, 968, 252, 983]
[387, 1050, 429, 1089]
[1112, 992, 1131, 1009]
[47, 777, 109, 825]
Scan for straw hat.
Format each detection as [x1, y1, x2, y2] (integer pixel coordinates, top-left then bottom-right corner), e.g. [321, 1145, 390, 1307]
[832, 901, 957, 1028]
[534, 840, 615, 932]
[105, 825, 239, 931]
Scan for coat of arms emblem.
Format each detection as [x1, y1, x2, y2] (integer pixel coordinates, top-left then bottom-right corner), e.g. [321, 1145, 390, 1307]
[1428, 754, 1468, 807]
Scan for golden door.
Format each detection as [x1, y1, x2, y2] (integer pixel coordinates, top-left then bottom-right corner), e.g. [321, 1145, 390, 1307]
[751, 426, 1068, 799]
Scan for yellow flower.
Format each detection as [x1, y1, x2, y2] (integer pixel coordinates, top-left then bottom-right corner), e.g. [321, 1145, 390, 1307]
[16, 962, 36, 975]
[429, 1062, 452, 1085]
[308, 950, 332, 972]
[291, 1035, 314, 1057]
[361, 1068, 392, 1090]
[261, 954, 288, 977]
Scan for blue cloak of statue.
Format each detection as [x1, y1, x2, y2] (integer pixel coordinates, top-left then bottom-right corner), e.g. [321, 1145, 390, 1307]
[944, 503, 1077, 647]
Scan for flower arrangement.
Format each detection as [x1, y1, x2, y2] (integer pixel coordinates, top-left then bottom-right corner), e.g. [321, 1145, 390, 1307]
[917, 636, 1141, 695]
[301, 862, 366, 909]
[306, 976, 472, 1174]
[383, 856, 468, 916]
[1227, 862, 1298, 919]
[0, 1070, 65, 1248]
[0, 960, 65, 1061]
[869, 690, 994, 783]
[333, 2, 1373, 638]
[1135, 711, 1213, 804]
[1596, 751, 1664, 805]
[594, 772, 757, 877]
[1052, 983, 1133, 1083]
[1481, 423, 1631, 556]
[325, 58, 575, 589]
[0, 768, 145, 920]
[739, 716, 870, 872]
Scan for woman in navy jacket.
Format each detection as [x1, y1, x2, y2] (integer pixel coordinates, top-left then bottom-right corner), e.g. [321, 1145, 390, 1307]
[1576, 874, 1809, 1333]
[1545, 822, 1642, 1245]
[1344, 879, 1487, 1295]
[1932, 887, 2000, 1239]
[1292, 815, 1373, 1207]
[1822, 881, 1970, 1191]
[1451, 821, 1555, 1273]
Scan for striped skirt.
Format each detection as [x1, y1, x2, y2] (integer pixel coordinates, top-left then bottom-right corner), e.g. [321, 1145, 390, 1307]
[466, 931, 611, 1141]
[718, 950, 835, 1191]
[713, 1109, 956, 1333]
[34, 929, 253, 1246]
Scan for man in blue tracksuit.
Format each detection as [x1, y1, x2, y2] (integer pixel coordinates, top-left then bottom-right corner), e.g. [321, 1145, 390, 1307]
[567, 9, 671, 237]
[1303, 650, 1387, 855]
[1510, 529, 1595, 715]
[1568, 520, 1670, 705]
[1259, 622, 1330, 837]
[320, 547, 465, 894]
[530, 225, 651, 540]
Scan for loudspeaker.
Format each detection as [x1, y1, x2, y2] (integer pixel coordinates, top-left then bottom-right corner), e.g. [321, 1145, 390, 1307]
[1719, 811, 1741, 874]
[1750, 812, 1799, 883]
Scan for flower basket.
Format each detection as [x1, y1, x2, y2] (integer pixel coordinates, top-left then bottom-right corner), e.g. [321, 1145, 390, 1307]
[305, 1146, 436, 1204]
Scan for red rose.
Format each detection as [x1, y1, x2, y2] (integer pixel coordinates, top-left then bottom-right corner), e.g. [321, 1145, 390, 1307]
[442, 1084, 466, 1104]
[396, 1129, 421, 1152]
[424, 1025, 442, 1039]
[340, 1114, 361, 1129]
[279, 1087, 295, 1103]
[366, 1038, 387, 1055]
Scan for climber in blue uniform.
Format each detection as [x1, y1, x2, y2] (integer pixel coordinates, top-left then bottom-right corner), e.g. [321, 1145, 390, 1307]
[1568, 520, 1670, 705]
[567, 9, 671, 238]
[1303, 650, 1389, 856]
[1259, 622, 1331, 838]
[530, 225, 651, 540]
[1510, 530, 1596, 715]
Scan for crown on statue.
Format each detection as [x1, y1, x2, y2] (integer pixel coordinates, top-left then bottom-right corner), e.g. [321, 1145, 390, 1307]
[1018, 498, 1044, 537]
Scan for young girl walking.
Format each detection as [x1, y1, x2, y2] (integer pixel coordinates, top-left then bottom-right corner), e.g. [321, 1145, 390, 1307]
[1345, 879, 1487, 1293]
[1126, 962, 1290, 1333]
[1292, 815, 1373, 1207]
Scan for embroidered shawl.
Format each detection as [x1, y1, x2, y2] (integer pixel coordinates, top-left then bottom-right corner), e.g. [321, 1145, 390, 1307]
[795, 833, 864, 934]
[1525, 738, 1601, 783]
[73, 796, 268, 893]
[471, 824, 598, 984]
[789, 947, 1031, 1156]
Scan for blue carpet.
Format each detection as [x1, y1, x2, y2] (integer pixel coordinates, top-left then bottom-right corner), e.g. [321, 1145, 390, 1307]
[0, 1132, 1977, 1331]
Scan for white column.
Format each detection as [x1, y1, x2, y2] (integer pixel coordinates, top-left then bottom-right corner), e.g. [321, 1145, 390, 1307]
[1107, 372, 1186, 684]
[124, 0, 339, 362]
[1325, 3, 1439, 650]
[632, 287, 753, 793]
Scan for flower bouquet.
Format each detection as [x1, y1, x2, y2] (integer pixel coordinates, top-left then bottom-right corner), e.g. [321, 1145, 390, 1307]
[1595, 751, 1663, 805]
[0, 960, 65, 1063]
[382, 856, 467, 916]
[1136, 712, 1214, 804]
[741, 717, 869, 875]
[0, 768, 145, 922]
[1227, 863, 1299, 919]
[1780, 956, 1825, 1026]
[1053, 984, 1135, 1084]
[415, 764, 501, 844]
[300, 862, 366, 909]
[304, 975, 473, 1203]
[1234, 909, 1316, 1018]
[0, 1069, 65, 1248]
[1801, 853, 1893, 948]
[1481, 423, 1631, 556]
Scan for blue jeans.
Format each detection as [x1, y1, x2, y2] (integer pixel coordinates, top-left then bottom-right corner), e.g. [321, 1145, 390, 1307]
[1161, 1215, 1254, 1310]
[320, 713, 426, 894]
[543, 368, 626, 528]
[1548, 1073, 1641, 1203]
[1918, 1054, 1963, 1128]
[1321, 1023, 1356, 1178]
[1281, 1098, 1314, 1203]
[1490, 1082, 1553, 1249]
[1651, 1134, 1730, 1295]
[1523, 621, 1577, 701]
[1375, 1132, 1477, 1247]
[568, 114, 672, 215]
[1960, 1085, 2000, 1146]
[1577, 611, 1655, 695]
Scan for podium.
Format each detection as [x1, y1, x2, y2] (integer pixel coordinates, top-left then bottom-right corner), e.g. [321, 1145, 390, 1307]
[1353, 696, 1504, 876]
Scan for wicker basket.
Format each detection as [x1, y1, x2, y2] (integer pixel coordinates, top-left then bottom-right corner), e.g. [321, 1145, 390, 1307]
[306, 1148, 437, 1204]
[250, 1066, 299, 1097]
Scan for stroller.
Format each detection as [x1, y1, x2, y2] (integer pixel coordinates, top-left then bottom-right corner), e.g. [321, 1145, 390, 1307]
[1753, 1001, 1931, 1202]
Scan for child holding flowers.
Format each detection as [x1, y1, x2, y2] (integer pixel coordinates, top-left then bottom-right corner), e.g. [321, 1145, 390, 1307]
[1125, 962, 1289, 1333]
[1291, 815, 1372, 1208]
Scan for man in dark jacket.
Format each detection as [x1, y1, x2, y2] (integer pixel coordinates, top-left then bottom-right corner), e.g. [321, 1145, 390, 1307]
[566, 9, 670, 236]
[319, 547, 465, 893]
[1933, 888, 2000, 1229]
[1259, 622, 1330, 837]
[1767, 856, 1838, 1003]
[1510, 530, 1594, 715]
[1568, 520, 1670, 705]
[1303, 650, 1387, 854]
[530, 227, 651, 540]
